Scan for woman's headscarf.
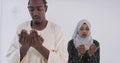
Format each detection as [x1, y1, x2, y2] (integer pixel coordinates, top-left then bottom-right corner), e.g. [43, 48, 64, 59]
[72, 19, 93, 50]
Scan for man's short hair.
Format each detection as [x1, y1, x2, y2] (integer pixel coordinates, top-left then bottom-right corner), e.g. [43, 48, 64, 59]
[28, 0, 47, 6]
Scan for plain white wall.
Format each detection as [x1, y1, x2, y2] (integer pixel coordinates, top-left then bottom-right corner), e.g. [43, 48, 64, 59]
[0, 0, 3, 62]
[1, 0, 120, 63]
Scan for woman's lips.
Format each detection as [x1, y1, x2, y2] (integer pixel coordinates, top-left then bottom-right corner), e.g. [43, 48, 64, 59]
[82, 34, 87, 37]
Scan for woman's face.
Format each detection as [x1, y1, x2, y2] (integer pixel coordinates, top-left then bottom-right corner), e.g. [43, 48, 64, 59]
[79, 23, 90, 38]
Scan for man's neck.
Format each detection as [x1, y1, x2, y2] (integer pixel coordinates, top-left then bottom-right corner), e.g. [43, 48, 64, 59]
[31, 20, 48, 31]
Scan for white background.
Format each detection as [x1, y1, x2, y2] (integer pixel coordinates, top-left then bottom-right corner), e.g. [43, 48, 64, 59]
[1, 0, 120, 63]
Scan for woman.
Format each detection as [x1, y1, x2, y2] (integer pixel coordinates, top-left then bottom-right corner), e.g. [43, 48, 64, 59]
[68, 19, 100, 63]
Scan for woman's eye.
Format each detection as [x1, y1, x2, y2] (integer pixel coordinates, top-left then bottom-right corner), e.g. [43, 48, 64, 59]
[80, 28, 84, 31]
[86, 27, 89, 31]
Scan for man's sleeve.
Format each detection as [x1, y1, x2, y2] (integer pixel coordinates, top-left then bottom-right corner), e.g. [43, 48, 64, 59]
[6, 27, 21, 63]
[47, 26, 68, 63]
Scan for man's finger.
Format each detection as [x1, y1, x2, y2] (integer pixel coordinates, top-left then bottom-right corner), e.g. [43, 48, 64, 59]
[38, 35, 44, 42]
[33, 30, 38, 37]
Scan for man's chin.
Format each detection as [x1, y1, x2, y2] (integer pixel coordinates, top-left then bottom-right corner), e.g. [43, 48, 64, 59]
[32, 20, 41, 25]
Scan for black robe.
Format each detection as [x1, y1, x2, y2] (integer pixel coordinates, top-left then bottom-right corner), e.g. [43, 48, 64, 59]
[68, 39, 100, 63]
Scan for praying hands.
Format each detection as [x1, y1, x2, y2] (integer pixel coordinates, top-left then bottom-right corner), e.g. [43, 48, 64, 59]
[19, 29, 46, 61]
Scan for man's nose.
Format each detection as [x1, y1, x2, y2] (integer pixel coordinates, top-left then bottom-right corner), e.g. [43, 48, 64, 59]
[33, 9, 39, 16]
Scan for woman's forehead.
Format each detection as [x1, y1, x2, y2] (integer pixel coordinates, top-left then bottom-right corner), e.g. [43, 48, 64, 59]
[81, 23, 88, 27]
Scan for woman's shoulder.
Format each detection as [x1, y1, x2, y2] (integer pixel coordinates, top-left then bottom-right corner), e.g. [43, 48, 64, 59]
[68, 39, 74, 45]
[68, 39, 76, 48]
[93, 39, 100, 47]
[68, 39, 78, 53]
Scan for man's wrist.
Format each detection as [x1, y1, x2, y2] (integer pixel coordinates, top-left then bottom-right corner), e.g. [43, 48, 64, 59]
[21, 46, 30, 51]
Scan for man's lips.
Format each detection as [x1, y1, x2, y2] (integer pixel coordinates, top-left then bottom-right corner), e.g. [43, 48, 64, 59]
[33, 18, 40, 22]
[33, 18, 39, 20]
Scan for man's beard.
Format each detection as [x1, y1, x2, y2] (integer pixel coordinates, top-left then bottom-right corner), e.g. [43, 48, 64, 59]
[34, 21, 41, 25]
[33, 20, 42, 26]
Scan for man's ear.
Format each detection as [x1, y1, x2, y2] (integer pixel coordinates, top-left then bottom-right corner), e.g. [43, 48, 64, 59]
[45, 5, 48, 12]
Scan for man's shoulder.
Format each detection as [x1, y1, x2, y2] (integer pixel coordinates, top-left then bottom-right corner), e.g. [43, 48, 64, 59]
[48, 21, 64, 35]
[48, 21, 59, 27]
[16, 21, 30, 31]
[16, 21, 31, 32]
[18, 21, 30, 27]
[48, 21, 61, 29]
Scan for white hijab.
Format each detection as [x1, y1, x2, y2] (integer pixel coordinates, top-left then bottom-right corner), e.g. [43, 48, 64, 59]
[72, 19, 93, 50]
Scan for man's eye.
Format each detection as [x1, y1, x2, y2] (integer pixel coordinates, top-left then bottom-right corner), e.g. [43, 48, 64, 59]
[29, 8, 34, 12]
[28, 6, 34, 12]
[37, 7, 43, 11]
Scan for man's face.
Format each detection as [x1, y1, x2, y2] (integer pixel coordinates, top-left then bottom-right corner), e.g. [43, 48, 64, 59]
[28, 0, 47, 24]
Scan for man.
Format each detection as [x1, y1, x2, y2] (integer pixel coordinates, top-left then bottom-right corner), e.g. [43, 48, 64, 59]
[6, 0, 68, 63]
